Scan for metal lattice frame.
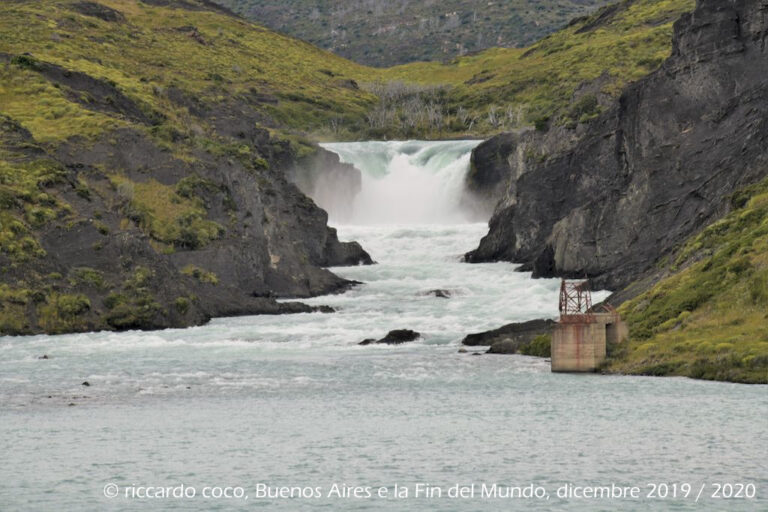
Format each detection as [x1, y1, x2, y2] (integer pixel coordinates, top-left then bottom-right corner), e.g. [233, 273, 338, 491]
[559, 279, 594, 323]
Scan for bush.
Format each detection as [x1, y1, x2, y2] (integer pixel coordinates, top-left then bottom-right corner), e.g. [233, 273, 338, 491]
[71, 267, 105, 288]
[181, 265, 218, 284]
[11, 55, 41, 71]
[174, 297, 191, 314]
[533, 115, 550, 132]
[520, 334, 551, 357]
[56, 294, 91, 317]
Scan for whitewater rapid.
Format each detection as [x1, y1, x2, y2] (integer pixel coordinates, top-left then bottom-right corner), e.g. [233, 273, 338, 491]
[320, 140, 484, 224]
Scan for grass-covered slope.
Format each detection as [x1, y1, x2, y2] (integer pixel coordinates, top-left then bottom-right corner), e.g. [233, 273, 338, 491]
[605, 180, 768, 384]
[215, 0, 614, 67]
[0, 0, 696, 142]
[369, 0, 695, 137]
[0, 0, 374, 140]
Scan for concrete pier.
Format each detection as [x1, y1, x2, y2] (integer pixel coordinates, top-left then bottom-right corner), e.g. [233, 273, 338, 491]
[551, 279, 629, 373]
[551, 313, 628, 373]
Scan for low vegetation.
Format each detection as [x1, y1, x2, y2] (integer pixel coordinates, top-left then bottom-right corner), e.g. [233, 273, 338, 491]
[605, 179, 768, 384]
[520, 334, 552, 358]
[0, 0, 695, 142]
[110, 176, 224, 250]
[373, 0, 695, 136]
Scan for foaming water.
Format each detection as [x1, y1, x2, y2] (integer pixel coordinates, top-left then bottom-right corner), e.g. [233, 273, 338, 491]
[320, 140, 482, 224]
[1, 142, 766, 511]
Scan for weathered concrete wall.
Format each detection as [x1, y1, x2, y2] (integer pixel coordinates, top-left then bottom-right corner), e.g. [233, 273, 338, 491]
[551, 313, 628, 372]
[593, 313, 629, 345]
[605, 320, 629, 345]
[552, 322, 607, 372]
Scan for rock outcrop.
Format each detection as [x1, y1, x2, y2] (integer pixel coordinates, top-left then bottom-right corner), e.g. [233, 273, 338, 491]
[462, 319, 556, 354]
[360, 329, 421, 345]
[0, 0, 378, 336]
[0, 88, 371, 335]
[466, 0, 768, 291]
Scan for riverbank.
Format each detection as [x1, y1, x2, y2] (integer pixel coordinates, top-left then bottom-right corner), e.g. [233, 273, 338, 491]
[462, 318, 768, 385]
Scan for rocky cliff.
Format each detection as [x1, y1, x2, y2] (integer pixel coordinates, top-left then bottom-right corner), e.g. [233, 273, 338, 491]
[0, 0, 372, 335]
[466, 0, 768, 291]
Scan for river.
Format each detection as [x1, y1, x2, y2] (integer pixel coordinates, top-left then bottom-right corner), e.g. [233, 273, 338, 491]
[1, 141, 766, 510]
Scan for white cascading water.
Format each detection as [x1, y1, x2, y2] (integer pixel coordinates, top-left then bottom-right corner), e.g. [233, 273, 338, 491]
[319, 140, 484, 224]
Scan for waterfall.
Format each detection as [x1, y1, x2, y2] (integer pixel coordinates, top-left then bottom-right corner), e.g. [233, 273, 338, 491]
[319, 140, 483, 224]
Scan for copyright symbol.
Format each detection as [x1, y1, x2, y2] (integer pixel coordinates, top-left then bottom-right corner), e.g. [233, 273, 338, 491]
[104, 483, 119, 498]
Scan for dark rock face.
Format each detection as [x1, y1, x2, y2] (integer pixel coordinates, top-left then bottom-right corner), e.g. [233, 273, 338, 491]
[360, 329, 421, 345]
[0, 66, 371, 334]
[462, 319, 556, 349]
[466, 0, 768, 291]
[462, 131, 525, 219]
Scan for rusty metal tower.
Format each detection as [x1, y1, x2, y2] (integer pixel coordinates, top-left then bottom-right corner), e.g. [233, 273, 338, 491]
[558, 279, 594, 323]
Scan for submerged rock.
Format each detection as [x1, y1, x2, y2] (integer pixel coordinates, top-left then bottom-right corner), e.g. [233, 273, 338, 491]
[359, 329, 421, 345]
[420, 289, 452, 299]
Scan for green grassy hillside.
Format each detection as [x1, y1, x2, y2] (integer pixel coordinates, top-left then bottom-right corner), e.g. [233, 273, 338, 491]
[0, 0, 699, 141]
[0, 0, 374, 140]
[0, 0, 698, 142]
[369, 0, 695, 137]
[605, 180, 768, 384]
[215, 0, 613, 67]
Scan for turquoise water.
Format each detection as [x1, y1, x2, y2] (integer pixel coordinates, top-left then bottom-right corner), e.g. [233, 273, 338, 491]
[1, 142, 766, 511]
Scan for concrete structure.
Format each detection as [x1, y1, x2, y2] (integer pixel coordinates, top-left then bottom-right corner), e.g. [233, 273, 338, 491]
[551, 280, 629, 373]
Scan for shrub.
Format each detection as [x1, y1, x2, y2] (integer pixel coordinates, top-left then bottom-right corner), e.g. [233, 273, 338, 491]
[520, 334, 551, 357]
[11, 55, 41, 71]
[71, 267, 105, 288]
[181, 265, 218, 284]
[533, 115, 550, 132]
[174, 297, 191, 314]
[57, 294, 91, 317]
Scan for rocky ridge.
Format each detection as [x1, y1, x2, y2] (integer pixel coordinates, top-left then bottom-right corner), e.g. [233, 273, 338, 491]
[466, 0, 768, 292]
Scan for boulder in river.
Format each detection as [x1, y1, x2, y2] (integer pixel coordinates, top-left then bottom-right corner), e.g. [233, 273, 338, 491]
[462, 319, 555, 347]
[360, 329, 421, 345]
[463, 319, 555, 355]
